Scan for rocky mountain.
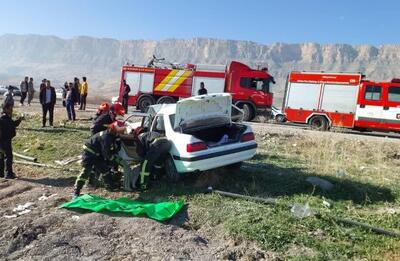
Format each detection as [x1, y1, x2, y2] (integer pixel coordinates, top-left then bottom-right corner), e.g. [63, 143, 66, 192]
[1, 34, 400, 104]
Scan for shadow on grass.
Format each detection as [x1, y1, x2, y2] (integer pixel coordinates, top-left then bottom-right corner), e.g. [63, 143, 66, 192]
[18, 176, 76, 187]
[138, 156, 395, 206]
[221, 161, 395, 205]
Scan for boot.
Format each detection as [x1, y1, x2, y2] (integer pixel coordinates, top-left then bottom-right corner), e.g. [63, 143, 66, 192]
[5, 172, 16, 179]
[73, 180, 84, 198]
[73, 187, 81, 199]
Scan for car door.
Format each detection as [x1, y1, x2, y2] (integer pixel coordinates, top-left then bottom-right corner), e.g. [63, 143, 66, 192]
[356, 84, 384, 129]
[383, 84, 400, 131]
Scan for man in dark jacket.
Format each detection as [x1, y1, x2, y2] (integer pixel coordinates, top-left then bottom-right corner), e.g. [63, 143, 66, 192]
[73, 122, 126, 197]
[122, 80, 131, 113]
[197, 82, 208, 95]
[20, 76, 29, 106]
[39, 80, 56, 127]
[0, 103, 23, 179]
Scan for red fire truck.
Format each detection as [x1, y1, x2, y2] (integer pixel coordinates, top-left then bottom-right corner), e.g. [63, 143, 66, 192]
[118, 59, 274, 121]
[283, 71, 400, 132]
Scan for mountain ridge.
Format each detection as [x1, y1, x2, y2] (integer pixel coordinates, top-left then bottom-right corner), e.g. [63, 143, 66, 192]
[1, 34, 399, 103]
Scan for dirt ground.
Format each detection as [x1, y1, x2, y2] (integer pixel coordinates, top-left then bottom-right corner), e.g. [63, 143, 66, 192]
[0, 178, 269, 260]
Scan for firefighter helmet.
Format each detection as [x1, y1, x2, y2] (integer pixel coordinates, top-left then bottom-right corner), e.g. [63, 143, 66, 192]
[111, 102, 125, 116]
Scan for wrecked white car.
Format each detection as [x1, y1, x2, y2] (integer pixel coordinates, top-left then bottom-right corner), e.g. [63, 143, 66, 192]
[119, 93, 257, 181]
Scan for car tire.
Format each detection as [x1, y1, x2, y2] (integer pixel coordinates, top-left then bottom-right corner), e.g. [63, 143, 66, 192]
[309, 116, 329, 131]
[241, 104, 254, 122]
[157, 96, 175, 104]
[138, 95, 155, 112]
[165, 156, 181, 183]
[275, 114, 286, 123]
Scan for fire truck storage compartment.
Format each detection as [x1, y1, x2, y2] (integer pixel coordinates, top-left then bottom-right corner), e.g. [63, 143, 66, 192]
[184, 123, 247, 147]
[192, 77, 225, 96]
[320, 84, 359, 113]
[125, 71, 154, 94]
[286, 83, 321, 110]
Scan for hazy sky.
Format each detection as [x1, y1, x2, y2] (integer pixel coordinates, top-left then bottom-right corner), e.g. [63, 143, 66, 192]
[0, 0, 399, 45]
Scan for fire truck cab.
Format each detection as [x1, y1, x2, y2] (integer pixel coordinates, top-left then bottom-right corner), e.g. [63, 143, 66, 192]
[283, 72, 400, 132]
[118, 60, 274, 121]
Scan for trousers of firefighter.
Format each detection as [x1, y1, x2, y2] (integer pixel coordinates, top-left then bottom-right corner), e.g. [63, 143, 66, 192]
[73, 102, 171, 197]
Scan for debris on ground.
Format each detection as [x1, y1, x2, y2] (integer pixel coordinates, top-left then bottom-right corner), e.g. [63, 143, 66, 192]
[13, 202, 35, 212]
[54, 155, 82, 166]
[305, 177, 334, 191]
[291, 203, 314, 218]
[38, 194, 57, 201]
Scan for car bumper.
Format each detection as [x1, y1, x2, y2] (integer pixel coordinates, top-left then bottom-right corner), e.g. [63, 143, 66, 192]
[172, 143, 257, 173]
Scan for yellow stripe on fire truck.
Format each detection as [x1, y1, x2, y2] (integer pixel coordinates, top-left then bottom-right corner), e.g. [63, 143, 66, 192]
[155, 70, 192, 92]
[166, 71, 192, 92]
[154, 69, 179, 91]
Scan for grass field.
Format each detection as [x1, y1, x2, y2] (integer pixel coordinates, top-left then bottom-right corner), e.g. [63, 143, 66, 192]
[12, 114, 400, 260]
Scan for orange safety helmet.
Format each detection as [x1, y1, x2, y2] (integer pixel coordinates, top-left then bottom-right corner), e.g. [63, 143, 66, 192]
[96, 102, 110, 115]
[111, 102, 125, 116]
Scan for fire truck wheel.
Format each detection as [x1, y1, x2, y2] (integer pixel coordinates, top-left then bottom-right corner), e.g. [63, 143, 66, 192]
[242, 104, 254, 122]
[275, 114, 286, 123]
[309, 116, 329, 131]
[157, 96, 175, 104]
[165, 156, 181, 183]
[138, 95, 156, 112]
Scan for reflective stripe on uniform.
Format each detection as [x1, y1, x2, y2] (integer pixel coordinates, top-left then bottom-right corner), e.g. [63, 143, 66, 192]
[140, 160, 150, 184]
[82, 145, 99, 156]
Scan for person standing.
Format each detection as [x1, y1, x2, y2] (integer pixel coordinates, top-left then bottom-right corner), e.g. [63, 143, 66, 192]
[122, 80, 131, 113]
[197, 82, 208, 95]
[0, 103, 23, 179]
[40, 79, 47, 92]
[39, 80, 56, 127]
[4, 86, 15, 107]
[79, 77, 88, 110]
[66, 82, 77, 121]
[20, 76, 29, 106]
[74, 77, 81, 106]
[27, 77, 35, 106]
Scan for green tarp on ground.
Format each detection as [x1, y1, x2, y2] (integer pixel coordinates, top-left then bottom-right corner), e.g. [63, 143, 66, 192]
[60, 194, 184, 221]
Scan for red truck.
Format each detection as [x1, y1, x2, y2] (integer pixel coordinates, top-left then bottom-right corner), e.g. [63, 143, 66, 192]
[118, 59, 274, 121]
[283, 71, 400, 132]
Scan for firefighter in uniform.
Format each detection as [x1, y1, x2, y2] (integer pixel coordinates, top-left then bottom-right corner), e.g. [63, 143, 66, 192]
[93, 102, 110, 121]
[136, 131, 171, 189]
[90, 102, 125, 135]
[73, 121, 126, 197]
[0, 103, 23, 179]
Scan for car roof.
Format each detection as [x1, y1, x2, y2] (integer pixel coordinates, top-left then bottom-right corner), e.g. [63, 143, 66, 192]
[148, 104, 176, 116]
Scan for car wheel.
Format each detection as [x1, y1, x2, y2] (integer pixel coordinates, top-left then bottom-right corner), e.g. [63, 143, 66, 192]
[275, 114, 286, 123]
[157, 96, 175, 104]
[309, 116, 329, 131]
[165, 156, 181, 183]
[241, 104, 254, 122]
[138, 95, 155, 112]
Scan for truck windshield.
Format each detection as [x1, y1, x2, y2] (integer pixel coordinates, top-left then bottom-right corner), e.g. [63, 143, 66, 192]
[240, 77, 272, 93]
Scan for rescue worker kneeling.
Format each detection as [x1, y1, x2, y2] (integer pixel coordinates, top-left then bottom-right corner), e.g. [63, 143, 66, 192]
[136, 131, 171, 190]
[73, 121, 126, 198]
